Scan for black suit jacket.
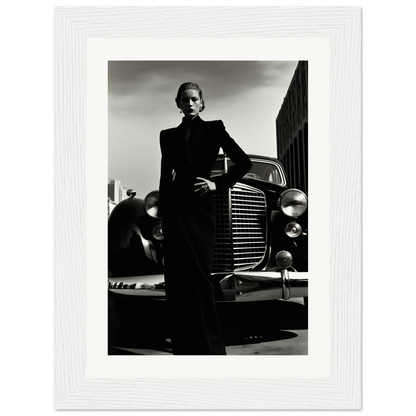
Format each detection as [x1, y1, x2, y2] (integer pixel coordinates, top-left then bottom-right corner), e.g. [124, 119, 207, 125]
[158, 116, 251, 217]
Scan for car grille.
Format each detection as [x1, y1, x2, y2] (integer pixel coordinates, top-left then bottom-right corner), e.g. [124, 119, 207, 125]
[212, 183, 267, 271]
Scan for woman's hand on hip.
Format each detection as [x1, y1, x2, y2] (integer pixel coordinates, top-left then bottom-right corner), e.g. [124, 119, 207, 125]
[194, 177, 216, 196]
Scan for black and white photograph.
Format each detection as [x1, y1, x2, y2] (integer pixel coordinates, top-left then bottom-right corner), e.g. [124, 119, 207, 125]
[107, 61, 309, 356]
[50, 0, 362, 407]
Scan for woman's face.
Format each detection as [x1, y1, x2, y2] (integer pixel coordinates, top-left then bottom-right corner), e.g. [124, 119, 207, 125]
[178, 89, 203, 117]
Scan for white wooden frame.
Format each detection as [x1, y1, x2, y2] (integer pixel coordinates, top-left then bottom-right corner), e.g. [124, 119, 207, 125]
[55, 7, 361, 409]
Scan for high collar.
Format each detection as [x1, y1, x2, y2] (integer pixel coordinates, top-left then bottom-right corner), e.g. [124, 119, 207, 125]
[180, 114, 202, 127]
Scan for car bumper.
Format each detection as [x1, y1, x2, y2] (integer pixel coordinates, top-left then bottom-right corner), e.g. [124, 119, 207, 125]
[108, 270, 308, 302]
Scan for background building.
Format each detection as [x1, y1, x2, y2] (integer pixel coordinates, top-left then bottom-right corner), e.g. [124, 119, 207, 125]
[108, 179, 129, 216]
[275, 61, 308, 194]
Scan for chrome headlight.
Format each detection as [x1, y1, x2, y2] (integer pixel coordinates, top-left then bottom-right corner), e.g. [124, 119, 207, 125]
[152, 223, 164, 240]
[279, 189, 307, 218]
[144, 190, 160, 218]
[285, 221, 302, 238]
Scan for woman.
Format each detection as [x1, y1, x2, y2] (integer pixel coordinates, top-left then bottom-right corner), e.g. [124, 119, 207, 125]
[158, 82, 252, 355]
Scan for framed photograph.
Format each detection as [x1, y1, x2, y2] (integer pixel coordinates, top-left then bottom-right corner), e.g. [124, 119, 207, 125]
[55, 6, 361, 409]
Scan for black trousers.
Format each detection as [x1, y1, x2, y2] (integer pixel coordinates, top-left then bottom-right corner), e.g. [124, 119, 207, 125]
[163, 190, 226, 355]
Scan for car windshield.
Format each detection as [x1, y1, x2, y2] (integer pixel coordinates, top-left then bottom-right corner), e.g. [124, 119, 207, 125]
[212, 159, 285, 186]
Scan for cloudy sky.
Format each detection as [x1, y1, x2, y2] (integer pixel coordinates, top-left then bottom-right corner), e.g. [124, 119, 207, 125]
[109, 60, 298, 197]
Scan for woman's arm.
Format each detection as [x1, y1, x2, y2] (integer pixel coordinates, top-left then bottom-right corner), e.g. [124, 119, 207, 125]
[211, 120, 252, 192]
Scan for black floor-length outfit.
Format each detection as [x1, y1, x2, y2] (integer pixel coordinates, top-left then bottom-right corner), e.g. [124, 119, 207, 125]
[158, 115, 251, 355]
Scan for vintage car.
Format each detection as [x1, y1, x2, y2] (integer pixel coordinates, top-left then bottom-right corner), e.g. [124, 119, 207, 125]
[108, 154, 308, 341]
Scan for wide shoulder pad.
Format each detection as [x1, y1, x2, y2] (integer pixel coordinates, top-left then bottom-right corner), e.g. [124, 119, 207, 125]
[205, 119, 224, 126]
[204, 119, 226, 131]
[160, 126, 178, 135]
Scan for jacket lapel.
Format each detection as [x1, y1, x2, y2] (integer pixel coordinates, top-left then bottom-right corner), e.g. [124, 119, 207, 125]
[173, 124, 193, 167]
